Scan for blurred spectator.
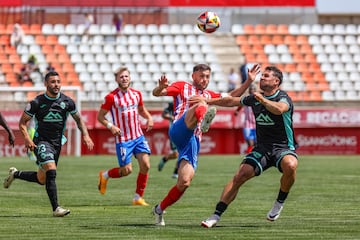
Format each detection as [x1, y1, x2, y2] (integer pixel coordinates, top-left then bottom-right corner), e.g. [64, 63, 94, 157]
[227, 68, 240, 91]
[16, 55, 41, 84]
[46, 63, 55, 74]
[83, 13, 94, 35]
[10, 23, 24, 48]
[27, 54, 40, 72]
[112, 13, 123, 35]
[17, 63, 33, 84]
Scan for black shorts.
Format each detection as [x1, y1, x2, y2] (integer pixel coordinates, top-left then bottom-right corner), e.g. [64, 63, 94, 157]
[34, 141, 61, 167]
[242, 143, 298, 176]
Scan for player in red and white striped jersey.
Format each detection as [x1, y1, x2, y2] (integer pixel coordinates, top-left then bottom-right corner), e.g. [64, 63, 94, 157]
[235, 84, 257, 153]
[151, 63, 254, 226]
[97, 67, 153, 206]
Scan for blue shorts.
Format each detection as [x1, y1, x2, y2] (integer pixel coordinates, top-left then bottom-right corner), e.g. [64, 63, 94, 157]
[169, 113, 200, 170]
[243, 128, 256, 141]
[115, 135, 151, 167]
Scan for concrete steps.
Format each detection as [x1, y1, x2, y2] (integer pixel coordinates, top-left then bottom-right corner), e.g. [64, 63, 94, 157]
[208, 33, 245, 74]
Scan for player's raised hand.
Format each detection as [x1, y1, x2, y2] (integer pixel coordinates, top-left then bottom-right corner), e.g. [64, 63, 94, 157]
[158, 75, 169, 88]
[248, 64, 261, 82]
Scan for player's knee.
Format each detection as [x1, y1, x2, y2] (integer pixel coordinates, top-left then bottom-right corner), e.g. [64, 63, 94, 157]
[38, 180, 45, 185]
[233, 166, 254, 185]
[121, 167, 132, 176]
[177, 180, 191, 190]
[282, 157, 298, 173]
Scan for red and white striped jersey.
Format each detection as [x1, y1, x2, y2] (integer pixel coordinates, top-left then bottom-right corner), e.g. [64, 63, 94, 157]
[166, 81, 221, 136]
[243, 106, 256, 129]
[100, 88, 144, 143]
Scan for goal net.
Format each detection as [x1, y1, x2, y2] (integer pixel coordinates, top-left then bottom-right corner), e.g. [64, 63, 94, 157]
[0, 86, 82, 157]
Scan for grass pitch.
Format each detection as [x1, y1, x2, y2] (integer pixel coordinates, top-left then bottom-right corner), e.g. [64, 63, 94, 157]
[0, 155, 359, 239]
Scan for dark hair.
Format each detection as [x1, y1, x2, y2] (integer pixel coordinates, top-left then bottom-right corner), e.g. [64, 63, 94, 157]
[265, 66, 283, 85]
[44, 71, 59, 82]
[193, 64, 211, 73]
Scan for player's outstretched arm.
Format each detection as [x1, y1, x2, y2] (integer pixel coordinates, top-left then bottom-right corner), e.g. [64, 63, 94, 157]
[206, 96, 242, 107]
[0, 112, 15, 147]
[72, 112, 94, 150]
[138, 105, 153, 132]
[153, 75, 169, 96]
[229, 63, 261, 97]
[19, 112, 36, 151]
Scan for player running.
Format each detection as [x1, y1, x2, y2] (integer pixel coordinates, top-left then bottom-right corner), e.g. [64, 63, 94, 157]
[4, 71, 94, 217]
[97, 66, 153, 206]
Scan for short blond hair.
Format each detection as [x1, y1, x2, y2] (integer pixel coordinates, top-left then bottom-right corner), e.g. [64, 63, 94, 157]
[114, 66, 129, 77]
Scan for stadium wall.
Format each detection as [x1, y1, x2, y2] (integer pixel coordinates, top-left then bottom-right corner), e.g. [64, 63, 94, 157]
[1, 108, 360, 157]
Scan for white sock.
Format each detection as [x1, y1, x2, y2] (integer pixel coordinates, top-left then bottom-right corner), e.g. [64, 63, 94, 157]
[134, 193, 141, 200]
[156, 205, 163, 214]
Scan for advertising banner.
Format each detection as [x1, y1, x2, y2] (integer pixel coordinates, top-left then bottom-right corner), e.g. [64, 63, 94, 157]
[1, 108, 359, 157]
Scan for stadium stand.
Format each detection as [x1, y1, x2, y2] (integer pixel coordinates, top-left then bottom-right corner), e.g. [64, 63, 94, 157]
[1, 22, 360, 104]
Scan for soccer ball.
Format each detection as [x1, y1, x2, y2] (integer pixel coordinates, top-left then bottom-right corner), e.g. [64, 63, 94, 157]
[196, 11, 221, 33]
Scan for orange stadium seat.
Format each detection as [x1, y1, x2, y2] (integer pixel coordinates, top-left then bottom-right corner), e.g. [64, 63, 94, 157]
[254, 24, 266, 34]
[296, 35, 308, 44]
[29, 24, 41, 35]
[293, 53, 305, 63]
[42, 45, 54, 54]
[272, 35, 284, 45]
[8, 54, 21, 64]
[1, 63, 13, 73]
[243, 24, 255, 34]
[299, 45, 313, 54]
[20, 24, 29, 34]
[265, 24, 277, 34]
[46, 53, 58, 63]
[62, 63, 75, 73]
[54, 44, 66, 54]
[4, 45, 16, 54]
[35, 35, 46, 45]
[236, 35, 247, 45]
[247, 35, 260, 45]
[5, 73, 19, 86]
[0, 35, 10, 45]
[22, 81, 33, 87]
[0, 54, 7, 63]
[284, 63, 296, 72]
[277, 24, 288, 34]
[283, 35, 296, 45]
[57, 53, 71, 63]
[46, 35, 58, 45]
[288, 44, 301, 54]
[260, 35, 272, 44]
[5, 25, 13, 34]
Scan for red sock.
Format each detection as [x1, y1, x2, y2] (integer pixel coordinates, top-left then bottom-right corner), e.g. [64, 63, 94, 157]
[195, 105, 207, 122]
[108, 167, 121, 178]
[159, 185, 185, 211]
[246, 146, 253, 153]
[136, 172, 148, 197]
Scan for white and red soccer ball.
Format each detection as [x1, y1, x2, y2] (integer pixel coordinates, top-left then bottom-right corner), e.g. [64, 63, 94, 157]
[197, 11, 221, 33]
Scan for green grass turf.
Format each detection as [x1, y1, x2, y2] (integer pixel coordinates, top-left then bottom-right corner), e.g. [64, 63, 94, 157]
[0, 155, 359, 239]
